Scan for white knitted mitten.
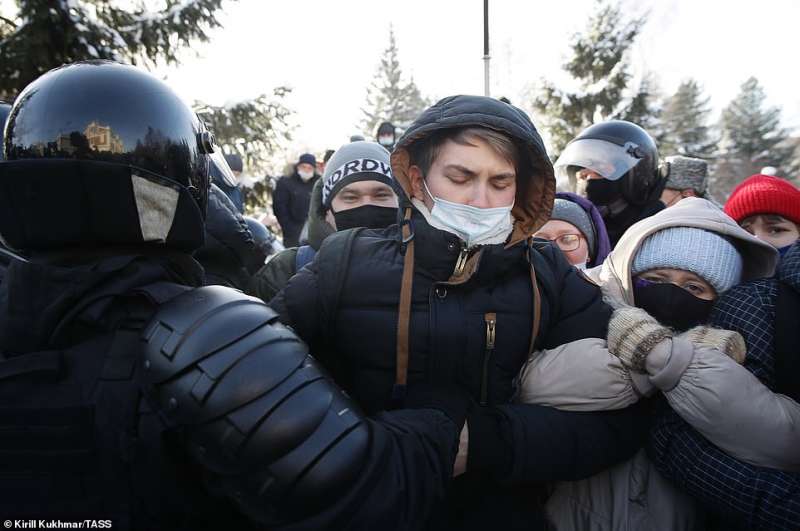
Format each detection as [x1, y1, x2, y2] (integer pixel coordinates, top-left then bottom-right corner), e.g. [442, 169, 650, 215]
[677, 326, 747, 364]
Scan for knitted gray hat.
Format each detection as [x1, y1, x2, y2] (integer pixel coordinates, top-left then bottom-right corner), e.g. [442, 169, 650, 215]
[665, 155, 708, 195]
[321, 141, 394, 210]
[550, 198, 596, 256]
[631, 227, 743, 294]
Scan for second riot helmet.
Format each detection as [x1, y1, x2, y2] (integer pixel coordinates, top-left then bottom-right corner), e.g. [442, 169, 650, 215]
[555, 120, 664, 207]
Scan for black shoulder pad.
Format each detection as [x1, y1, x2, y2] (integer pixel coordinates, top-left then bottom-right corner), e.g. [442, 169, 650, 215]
[140, 285, 369, 522]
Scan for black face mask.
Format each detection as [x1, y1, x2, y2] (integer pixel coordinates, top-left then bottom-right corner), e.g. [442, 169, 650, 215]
[633, 279, 715, 332]
[585, 178, 623, 206]
[332, 205, 398, 231]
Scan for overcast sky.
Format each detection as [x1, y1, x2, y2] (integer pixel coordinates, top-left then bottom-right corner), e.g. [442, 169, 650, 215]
[98, 0, 800, 164]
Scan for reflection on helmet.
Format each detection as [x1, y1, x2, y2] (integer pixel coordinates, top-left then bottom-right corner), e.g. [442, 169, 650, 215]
[0, 61, 213, 252]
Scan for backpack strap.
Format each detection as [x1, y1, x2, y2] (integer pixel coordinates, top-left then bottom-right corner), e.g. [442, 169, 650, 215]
[526, 237, 543, 355]
[394, 208, 415, 399]
[319, 228, 363, 347]
[295, 245, 317, 272]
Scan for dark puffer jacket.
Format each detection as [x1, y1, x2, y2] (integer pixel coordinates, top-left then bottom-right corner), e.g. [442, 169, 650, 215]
[272, 95, 648, 528]
[278, 217, 610, 409]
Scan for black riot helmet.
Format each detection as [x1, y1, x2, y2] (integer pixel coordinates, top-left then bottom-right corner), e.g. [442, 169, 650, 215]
[0, 101, 10, 161]
[555, 120, 665, 207]
[0, 61, 214, 252]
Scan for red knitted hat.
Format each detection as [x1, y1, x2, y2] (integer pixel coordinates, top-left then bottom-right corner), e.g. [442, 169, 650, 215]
[724, 174, 800, 224]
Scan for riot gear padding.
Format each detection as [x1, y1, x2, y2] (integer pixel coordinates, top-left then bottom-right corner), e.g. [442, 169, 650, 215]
[555, 120, 664, 206]
[0, 61, 212, 251]
[140, 285, 370, 522]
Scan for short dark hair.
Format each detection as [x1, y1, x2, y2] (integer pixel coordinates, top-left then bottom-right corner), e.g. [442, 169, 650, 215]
[408, 127, 520, 177]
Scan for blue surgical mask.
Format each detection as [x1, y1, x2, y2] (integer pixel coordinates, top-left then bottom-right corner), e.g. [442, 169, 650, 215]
[423, 180, 514, 248]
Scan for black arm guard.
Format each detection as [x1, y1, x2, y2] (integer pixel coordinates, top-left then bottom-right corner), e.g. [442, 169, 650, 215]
[139, 285, 369, 523]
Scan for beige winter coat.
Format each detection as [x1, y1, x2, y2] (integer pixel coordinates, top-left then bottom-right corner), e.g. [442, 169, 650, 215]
[516, 198, 792, 530]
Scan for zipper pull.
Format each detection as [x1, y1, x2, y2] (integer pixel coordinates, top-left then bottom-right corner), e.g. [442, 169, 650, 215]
[453, 245, 469, 277]
[485, 314, 496, 349]
[481, 312, 497, 405]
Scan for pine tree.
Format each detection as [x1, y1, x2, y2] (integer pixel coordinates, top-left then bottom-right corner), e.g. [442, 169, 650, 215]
[361, 27, 429, 136]
[194, 88, 293, 173]
[658, 79, 716, 159]
[195, 88, 293, 214]
[714, 76, 797, 197]
[0, 0, 229, 100]
[529, 1, 653, 155]
[620, 74, 662, 134]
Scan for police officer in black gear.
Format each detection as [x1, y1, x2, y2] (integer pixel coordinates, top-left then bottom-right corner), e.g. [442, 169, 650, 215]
[555, 120, 666, 247]
[194, 182, 265, 290]
[196, 151, 266, 290]
[208, 149, 244, 213]
[0, 61, 468, 530]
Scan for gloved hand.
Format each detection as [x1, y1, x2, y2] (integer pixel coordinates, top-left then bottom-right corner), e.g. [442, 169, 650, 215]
[607, 306, 673, 373]
[677, 326, 747, 364]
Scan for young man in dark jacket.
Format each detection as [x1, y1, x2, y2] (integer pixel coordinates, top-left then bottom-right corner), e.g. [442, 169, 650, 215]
[273, 153, 319, 247]
[272, 95, 649, 528]
[250, 141, 399, 302]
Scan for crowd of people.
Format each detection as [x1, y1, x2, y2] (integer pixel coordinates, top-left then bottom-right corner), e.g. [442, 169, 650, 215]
[0, 61, 798, 531]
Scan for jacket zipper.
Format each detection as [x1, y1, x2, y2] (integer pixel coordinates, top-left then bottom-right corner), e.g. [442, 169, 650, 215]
[453, 244, 469, 277]
[480, 312, 497, 405]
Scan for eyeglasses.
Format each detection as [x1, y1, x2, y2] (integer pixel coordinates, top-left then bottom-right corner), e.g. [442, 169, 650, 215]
[536, 233, 583, 252]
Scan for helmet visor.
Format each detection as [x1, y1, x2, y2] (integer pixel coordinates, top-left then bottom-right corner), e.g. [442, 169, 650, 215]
[555, 138, 643, 184]
[209, 150, 239, 188]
